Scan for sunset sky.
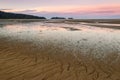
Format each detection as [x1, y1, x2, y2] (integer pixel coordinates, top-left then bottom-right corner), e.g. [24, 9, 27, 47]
[0, 0, 120, 19]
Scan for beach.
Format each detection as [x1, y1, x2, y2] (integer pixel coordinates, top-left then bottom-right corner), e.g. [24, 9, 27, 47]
[0, 19, 120, 80]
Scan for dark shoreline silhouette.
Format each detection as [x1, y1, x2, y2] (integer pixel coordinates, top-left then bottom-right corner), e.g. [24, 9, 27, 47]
[0, 11, 46, 19]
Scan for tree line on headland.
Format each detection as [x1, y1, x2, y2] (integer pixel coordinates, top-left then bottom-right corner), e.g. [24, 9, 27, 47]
[0, 11, 46, 19]
[0, 11, 73, 19]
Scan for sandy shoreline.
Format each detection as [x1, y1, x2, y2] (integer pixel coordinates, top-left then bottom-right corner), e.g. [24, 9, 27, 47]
[0, 19, 120, 80]
[0, 37, 120, 80]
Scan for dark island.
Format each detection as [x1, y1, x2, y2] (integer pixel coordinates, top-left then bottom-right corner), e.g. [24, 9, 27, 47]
[0, 11, 46, 19]
[51, 17, 66, 19]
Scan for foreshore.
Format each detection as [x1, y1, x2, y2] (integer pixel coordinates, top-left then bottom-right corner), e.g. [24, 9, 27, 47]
[0, 37, 120, 80]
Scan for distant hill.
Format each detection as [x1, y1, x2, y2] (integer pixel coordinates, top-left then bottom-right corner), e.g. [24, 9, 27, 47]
[0, 11, 46, 19]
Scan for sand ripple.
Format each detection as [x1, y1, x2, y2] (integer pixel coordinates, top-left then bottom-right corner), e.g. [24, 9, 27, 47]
[0, 38, 120, 80]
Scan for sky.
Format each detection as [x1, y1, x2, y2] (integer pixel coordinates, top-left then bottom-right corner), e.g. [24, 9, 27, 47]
[0, 0, 120, 19]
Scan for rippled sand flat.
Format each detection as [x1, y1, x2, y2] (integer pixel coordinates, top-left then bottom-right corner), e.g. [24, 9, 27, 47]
[0, 19, 120, 80]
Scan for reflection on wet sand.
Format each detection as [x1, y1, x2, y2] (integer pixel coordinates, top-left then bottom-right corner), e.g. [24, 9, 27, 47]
[0, 20, 120, 80]
[62, 27, 81, 31]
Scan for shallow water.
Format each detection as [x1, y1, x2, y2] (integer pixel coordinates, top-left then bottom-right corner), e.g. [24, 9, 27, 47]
[0, 20, 120, 61]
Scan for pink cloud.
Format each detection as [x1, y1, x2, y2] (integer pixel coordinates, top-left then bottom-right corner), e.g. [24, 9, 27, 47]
[70, 5, 120, 15]
[2, 4, 120, 18]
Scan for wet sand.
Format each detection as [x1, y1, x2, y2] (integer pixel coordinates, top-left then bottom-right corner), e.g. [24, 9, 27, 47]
[0, 37, 120, 80]
[0, 20, 120, 80]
